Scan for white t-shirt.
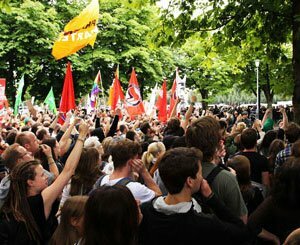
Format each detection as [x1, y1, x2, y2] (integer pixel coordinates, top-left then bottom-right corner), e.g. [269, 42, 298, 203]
[100, 175, 155, 204]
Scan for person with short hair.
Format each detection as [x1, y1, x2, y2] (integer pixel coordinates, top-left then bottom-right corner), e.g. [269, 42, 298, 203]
[139, 147, 256, 245]
[186, 116, 248, 223]
[94, 139, 161, 203]
[239, 128, 270, 187]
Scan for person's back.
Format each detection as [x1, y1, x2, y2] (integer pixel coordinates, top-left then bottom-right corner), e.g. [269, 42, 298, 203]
[185, 116, 248, 222]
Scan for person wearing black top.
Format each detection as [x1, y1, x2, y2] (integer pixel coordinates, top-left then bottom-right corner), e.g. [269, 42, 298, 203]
[0, 120, 89, 244]
[139, 147, 258, 245]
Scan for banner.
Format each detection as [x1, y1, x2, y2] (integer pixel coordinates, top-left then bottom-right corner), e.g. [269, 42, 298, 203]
[58, 62, 76, 124]
[125, 68, 145, 118]
[14, 75, 25, 115]
[44, 87, 57, 114]
[0, 79, 8, 111]
[52, 0, 99, 60]
[157, 80, 167, 122]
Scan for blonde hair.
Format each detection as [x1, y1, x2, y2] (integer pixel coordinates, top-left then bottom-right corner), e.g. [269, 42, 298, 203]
[142, 142, 166, 171]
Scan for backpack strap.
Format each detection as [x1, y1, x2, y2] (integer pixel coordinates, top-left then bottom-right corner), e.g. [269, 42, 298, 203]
[206, 165, 223, 185]
[94, 174, 107, 189]
[115, 177, 133, 186]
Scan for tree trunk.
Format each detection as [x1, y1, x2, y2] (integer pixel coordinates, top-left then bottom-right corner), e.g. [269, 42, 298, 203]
[262, 63, 274, 108]
[200, 89, 208, 110]
[292, 0, 300, 124]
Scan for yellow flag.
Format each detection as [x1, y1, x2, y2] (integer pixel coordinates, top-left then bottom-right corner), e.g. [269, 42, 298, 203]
[52, 0, 99, 60]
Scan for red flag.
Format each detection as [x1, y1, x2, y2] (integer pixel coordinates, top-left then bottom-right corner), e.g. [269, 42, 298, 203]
[125, 68, 145, 118]
[168, 78, 177, 117]
[157, 80, 167, 122]
[111, 67, 124, 110]
[58, 62, 76, 124]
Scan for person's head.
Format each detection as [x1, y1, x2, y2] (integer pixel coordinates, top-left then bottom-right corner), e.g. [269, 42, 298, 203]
[111, 139, 141, 170]
[82, 185, 139, 245]
[84, 136, 104, 156]
[119, 124, 128, 134]
[227, 155, 251, 186]
[126, 130, 140, 142]
[5, 130, 18, 145]
[2, 160, 48, 242]
[50, 196, 88, 245]
[70, 147, 101, 196]
[260, 130, 278, 149]
[140, 122, 152, 136]
[141, 142, 166, 170]
[101, 136, 114, 162]
[241, 111, 248, 118]
[36, 128, 49, 141]
[2, 143, 34, 171]
[292, 139, 300, 158]
[285, 123, 300, 144]
[219, 120, 228, 136]
[269, 139, 285, 159]
[42, 137, 60, 160]
[164, 117, 184, 137]
[15, 131, 40, 155]
[186, 116, 220, 162]
[241, 128, 257, 149]
[158, 147, 203, 195]
[272, 158, 300, 208]
[235, 122, 247, 133]
[284, 228, 300, 245]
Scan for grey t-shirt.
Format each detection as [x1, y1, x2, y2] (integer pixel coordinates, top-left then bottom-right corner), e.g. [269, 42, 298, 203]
[202, 162, 248, 217]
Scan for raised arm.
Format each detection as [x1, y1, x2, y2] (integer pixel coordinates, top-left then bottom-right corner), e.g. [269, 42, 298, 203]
[58, 115, 78, 157]
[279, 107, 288, 130]
[40, 144, 59, 179]
[261, 108, 272, 127]
[182, 95, 196, 131]
[42, 120, 89, 219]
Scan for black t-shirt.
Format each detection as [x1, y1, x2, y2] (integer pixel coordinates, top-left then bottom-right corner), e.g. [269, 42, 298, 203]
[239, 152, 269, 183]
[0, 194, 59, 244]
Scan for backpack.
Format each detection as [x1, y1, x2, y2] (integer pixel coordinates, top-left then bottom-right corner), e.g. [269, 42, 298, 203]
[93, 174, 133, 189]
[192, 165, 224, 213]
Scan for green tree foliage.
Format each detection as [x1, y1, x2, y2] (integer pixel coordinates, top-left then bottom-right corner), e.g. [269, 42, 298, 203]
[153, 0, 298, 121]
[0, 0, 61, 104]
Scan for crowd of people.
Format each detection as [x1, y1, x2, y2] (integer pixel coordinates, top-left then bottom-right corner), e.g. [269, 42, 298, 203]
[0, 100, 299, 245]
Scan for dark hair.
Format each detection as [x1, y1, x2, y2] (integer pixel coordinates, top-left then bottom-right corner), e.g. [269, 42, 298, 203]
[227, 155, 251, 187]
[140, 122, 151, 135]
[36, 128, 48, 141]
[272, 158, 300, 208]
[185, 116, 220, 162]
[111, 139, 141, 169]
[31, 123, 42, 135]
[163, 117, 184, 137]
[126, 130, 137, 141]
[158, 147, 203, 194]
[119, 124, 127, 134]
[285, 123, 300, 143]
[292, 140, 300, 158]
[259, 130, 277, 150]
[268, 139, 285, 171]
[1, 160, 42, 243]
[82, 185, 139, 245]
[240, 128, 257, 149]
[6, 130, 18, 145]
[70, 147, 101, 196]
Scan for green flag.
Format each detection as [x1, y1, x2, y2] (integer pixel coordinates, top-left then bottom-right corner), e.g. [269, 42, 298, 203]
[14, 75, 24, 115]
[44, 87, 57, 114]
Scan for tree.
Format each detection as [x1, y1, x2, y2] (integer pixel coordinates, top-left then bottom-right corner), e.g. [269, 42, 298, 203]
[153, 0, 299, 121]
